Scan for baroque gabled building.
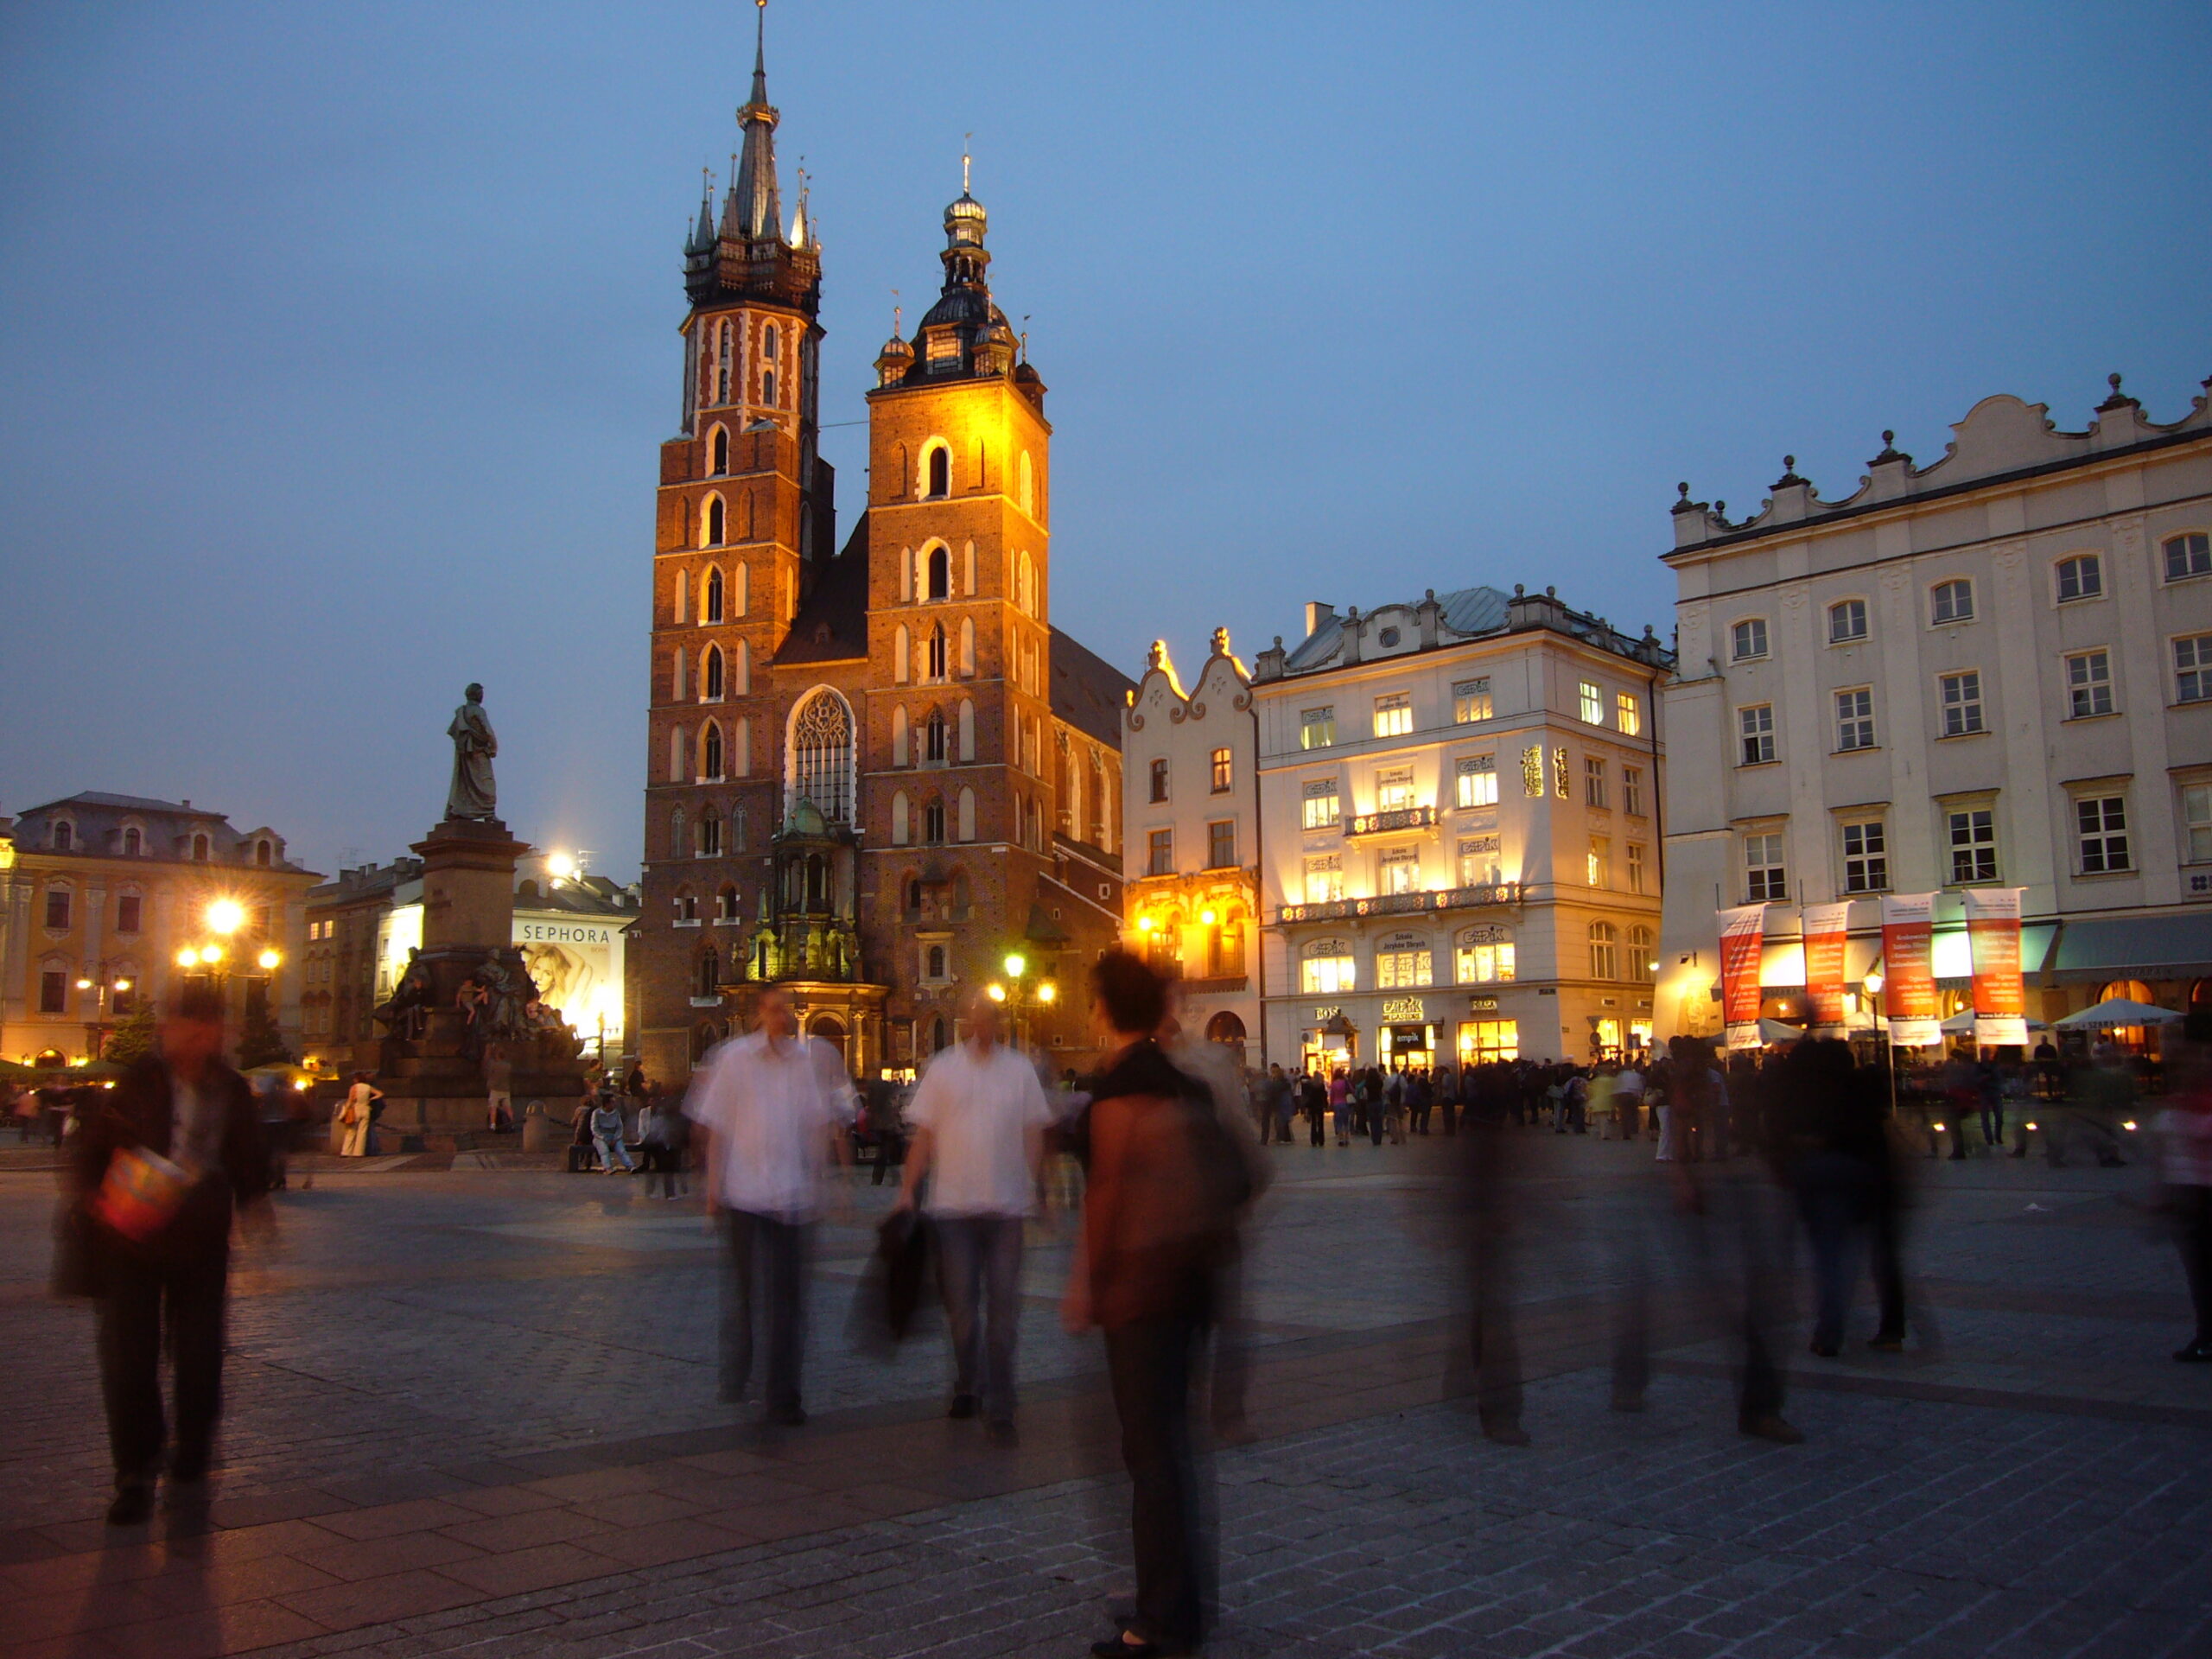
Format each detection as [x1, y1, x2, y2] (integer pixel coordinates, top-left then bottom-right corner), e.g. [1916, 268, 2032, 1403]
[632, 14, 1130, 1082]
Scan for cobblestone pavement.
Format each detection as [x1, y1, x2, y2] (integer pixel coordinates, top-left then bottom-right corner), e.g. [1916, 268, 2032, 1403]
[3, 1132, 2208, 1657]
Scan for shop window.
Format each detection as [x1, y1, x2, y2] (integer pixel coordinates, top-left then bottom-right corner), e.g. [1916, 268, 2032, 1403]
[1455, 755, 1497, 809]
[1372, 692, 1413, 738]
[1303, 855, 1342, 904]
[1300, 940, 1355, 995]
[1457, 1020, 1519, 1064]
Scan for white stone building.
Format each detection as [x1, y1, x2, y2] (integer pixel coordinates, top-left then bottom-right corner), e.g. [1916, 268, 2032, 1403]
[1654, 376, 2212, 1040]
[1249, 587, 1673, 1075]
[1120, 630, 1262, 1060]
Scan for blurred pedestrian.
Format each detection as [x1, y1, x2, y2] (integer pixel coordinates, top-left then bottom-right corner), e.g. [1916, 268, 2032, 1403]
[639, 1089, 686, 1198]
[1329, 1068, 1351, 1147]
[1066, 952, 1238, 1658]
[591, 1092, 635, 1173]
[1301, 1071, 1328, 1147]
[2154, 1011, 2212, 1363]
[66, 988, 272, 1525]
[896, 988, 1050, 1440]
[1453, 1070, 1529, 1445]
[685, 988, 855, 1424]
[1615, 1062, 1644, 1142]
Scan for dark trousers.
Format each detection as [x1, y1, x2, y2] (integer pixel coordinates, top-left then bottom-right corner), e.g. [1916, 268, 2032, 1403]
[1441, 1099, 1458, 1136]
[1618, 1098, 1642, 1141]
[1980, 1103, 2005, 1147]
[98, 1252, 228, 1488]
[870, 1130, 905, 1185]
[2176, 1185, 2212, 1342]
[1411, 1104, 1431, 1135]
[1797, 1154, 1871, 1350]
[1368, 1104, 1385, 1146]
[1307, 1110, 1325, 1147]
[1869, 1184, 1907, 1339]
[721, 1210, 810, 1410]
[936, 1214, 1023, 1423]
[1103, 1317, 1210, 1650]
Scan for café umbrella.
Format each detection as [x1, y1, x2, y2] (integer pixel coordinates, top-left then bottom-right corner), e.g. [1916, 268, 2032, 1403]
[2053, 997, 2184, 1029]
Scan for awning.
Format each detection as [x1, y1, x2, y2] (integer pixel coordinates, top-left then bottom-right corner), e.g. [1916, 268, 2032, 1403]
[2044, 913, 2212, 985]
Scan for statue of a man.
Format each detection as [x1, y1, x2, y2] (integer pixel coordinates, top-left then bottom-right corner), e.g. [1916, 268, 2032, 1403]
[446, 683, 499, 821]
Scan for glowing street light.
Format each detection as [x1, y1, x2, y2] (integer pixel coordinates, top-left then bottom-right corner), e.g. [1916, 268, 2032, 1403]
[547, 851, 578, 881]
[205, 899, 245, 937]
[1037, 982, 1057, 1005]
[177, 947, 200, 969]
[986, 982, 1007, 1002]
[257, 948, 283, 972]
[1003, 953, 1026, 979]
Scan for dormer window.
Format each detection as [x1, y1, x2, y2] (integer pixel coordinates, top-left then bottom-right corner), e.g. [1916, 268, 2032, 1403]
[122, 827, 141, 856]
[255, 839, 273, 868]
[191, 834, 210, 861]
[51, 821, 73, 852]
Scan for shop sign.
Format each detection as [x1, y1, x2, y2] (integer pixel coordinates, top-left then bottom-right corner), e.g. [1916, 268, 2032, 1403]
[1312, 1006, 1342, 1021]
[1469, 996, 1499, 1013]
[1381, 996, 1427, 1024]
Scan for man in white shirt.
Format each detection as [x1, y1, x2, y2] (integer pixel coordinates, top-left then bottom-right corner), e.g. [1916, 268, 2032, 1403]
[896, 990, 1050, 1440]
[684, 988, 856, 1426]
[1614, 1064, 1645, 1141]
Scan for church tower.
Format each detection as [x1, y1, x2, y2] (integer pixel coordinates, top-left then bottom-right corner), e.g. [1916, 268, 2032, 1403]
[855, 163, 1065, 1058]
[637, 1, 833, 1078]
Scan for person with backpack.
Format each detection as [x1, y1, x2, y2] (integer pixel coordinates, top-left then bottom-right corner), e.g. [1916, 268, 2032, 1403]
[1065, 951, 1241, 1658]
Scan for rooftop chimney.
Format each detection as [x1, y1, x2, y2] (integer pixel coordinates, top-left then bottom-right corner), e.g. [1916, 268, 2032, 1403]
[1304, 601, 1336, 638]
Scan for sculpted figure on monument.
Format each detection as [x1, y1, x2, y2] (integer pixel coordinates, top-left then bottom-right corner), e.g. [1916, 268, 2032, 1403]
[373, 949, 433, 1039]
[445, 683, 499, 822]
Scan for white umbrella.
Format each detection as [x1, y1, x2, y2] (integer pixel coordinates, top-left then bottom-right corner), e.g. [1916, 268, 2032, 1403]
[2053, 996, 2184, 1029]
[1938, 1009, 2054, 1034]
[1757, 1017, 1806, 1043]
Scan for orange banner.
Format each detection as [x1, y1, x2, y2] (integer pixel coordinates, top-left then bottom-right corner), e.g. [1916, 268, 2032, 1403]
[1878, 893, 1940, 1047]
[1802, 901, 1852, 1032]
[1965, 887, 2027, 1047]
[1718, 904, 1767, 1050]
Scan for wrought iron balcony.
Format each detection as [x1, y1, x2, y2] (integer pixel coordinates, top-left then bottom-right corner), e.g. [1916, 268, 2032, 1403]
[1275, 881, 1522, 925]
[1346, 804, 1439, 837]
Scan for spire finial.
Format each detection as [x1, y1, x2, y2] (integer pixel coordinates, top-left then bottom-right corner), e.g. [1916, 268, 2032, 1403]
[963, 134, 972, 194]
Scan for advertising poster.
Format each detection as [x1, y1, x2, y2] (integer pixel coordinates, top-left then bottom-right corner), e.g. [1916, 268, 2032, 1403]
[1717, 903, 1767, 1051]
[1964, 887, 2028, 1049]
[1802, 901, 1853, 1033]
[1878, 893, 1941, 1048]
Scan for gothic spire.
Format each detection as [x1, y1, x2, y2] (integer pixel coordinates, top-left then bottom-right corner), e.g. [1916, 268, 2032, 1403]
[728, 0, 785, 245]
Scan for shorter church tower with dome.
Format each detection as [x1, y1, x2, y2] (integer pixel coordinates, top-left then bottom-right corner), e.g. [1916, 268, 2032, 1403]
[632, 8, 1132, 1081]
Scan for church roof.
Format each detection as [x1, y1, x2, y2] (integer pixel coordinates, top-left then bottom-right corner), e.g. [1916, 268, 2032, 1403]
[1050, 626, 1135, 747]
[772, 514, 871, 666]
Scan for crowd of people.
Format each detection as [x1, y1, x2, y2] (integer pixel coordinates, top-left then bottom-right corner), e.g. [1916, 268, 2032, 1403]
[43, 973, 2212, 1657]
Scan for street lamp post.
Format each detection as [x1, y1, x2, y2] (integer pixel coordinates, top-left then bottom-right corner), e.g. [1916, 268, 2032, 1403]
[73, 963, 135, 1059]
[986, 951, 1057, 1051]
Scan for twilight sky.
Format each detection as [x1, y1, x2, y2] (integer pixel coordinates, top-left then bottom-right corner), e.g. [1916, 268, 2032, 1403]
[3, 1, 2206, 882]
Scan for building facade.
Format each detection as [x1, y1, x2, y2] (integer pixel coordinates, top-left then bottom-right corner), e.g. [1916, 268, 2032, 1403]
[306, 851, 638, 1070]
[632, 18, 1129, 1083]
[0, 793, 315, 1066]
[1653, 377, 2212, 1040]
[1249, 587, 1673, 1075]
[1121, 630, 1262, 1062]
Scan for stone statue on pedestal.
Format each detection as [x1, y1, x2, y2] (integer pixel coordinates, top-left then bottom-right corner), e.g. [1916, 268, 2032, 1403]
[445, 683, 499, 821]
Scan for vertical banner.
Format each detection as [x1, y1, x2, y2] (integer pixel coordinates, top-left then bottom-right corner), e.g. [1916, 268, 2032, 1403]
[1717, 904, 1768, 1051]
[1964, 887, 2027, 1048]
[1878, 893, 1941, 1047]
[1802, 901, 1852, 1033]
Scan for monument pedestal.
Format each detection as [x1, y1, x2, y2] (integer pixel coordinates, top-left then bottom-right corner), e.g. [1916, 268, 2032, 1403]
[372, 817, 588, 1141]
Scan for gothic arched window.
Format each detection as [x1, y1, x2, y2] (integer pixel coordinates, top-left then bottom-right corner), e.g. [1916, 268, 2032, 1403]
[925, 709, 948, 763]
[927, 445, 950, 499]
[926, 545, 950, 601]
[697, 808, 721, 857]
[927, 626, 948, 682]
[715, 320, 731, 404]
[697, 947, 720, 998]
[925, 799, 946, 843]
[787, 688, 855, 824]
[710, 426, 729, 475]
[717, 884, 740, 922]
[705, 496, 725, 545]
[703, 645, 724, 700]
[702, 721, 724, 780]
[704, 567, 724, 622]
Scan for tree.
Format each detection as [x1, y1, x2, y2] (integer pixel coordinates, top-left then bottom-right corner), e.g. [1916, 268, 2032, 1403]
[235, 988, 294, 1071]
[105, 1003, 158, 1068]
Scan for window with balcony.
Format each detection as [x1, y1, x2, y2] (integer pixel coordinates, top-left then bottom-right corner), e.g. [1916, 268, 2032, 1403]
[1616, 690, 1641, 734]
[1373, 692, 1413, 738]
[1300, 706, 1336, 749]
[2056, 554, 2102, 602]
[1453, 754, 1497, 809]
[1209, 747, 1232, 792]
[1380, 846, 1421, 895]
[1583, 756, 1607, 807]
[1948, 809, 1997, 883]
[1940, 671, 1985, 736]
[1842, 819, 1888, 893]
[1147, 829, 1173, 876]
[2075, 796, 2132, 874]
[2164, 531, 2211, 582]
[1376, 766, 1416, 811]
[1304, 854, 1343, 904]
[1453, 678, 1492, 722]
[1301, 779, 1341, 830]
[1732, 619, 1769, 661]
[1745, 833, 1786, 902]
[2173, 633, 2211, 703]
[1579, 681, 1603, 724]
[1205, 819, 1236, 868]
[2065, 649, 2114, 718]
[1836, 687, 1875, 751]
[1930, 579, 1974, 625]
[1828, 598, 1868, 642]
[1738, 704, 1776, 766]
[1457, 836, 1501, 887]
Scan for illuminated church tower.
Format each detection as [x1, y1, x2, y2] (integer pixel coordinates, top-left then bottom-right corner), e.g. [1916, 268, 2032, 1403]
[634, 13, 1129, 1084]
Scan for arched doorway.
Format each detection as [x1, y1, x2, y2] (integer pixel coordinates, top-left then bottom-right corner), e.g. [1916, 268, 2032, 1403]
[1204, 1010, 1248, 1071]
[808, 1013, 848, 1068]
[34, 1048, 67, 1071]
